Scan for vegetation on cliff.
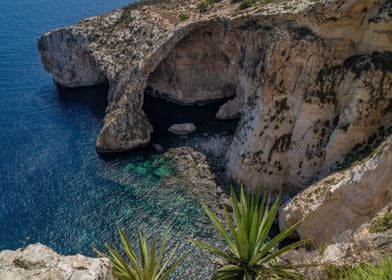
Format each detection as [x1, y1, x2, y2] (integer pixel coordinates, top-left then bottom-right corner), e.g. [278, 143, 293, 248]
[99, 229, 188, 280]
[326, 257, 392, 280]
[193, 188, 306, 279]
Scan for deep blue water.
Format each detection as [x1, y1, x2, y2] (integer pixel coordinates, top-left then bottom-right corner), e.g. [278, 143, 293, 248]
[0, 0, 219, 277]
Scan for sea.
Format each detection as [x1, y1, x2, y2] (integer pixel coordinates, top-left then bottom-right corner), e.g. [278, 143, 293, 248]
[0, 0, 237, 277]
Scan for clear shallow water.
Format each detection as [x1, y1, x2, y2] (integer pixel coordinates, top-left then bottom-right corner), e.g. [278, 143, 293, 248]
[0, 0, 221, 278]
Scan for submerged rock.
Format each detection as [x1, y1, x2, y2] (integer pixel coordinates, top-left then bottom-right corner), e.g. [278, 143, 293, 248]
[161, 146, 229, 216]
[152, 143, 164, 153]
[168, 123, 196, 135]
[0, 243, 112, 280]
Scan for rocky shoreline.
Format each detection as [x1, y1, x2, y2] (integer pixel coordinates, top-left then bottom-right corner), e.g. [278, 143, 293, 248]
[7, 0, 389, 278]
[38, 0, 392, 194]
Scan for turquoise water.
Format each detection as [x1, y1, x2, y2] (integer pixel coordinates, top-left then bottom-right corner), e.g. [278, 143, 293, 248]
[0, 0, 219, 277]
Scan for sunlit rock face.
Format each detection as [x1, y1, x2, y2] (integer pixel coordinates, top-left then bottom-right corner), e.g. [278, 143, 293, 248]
[38, 28, 107, 88]
[38, 0, 392, 192]
[0, 243, 112, 280]
[279, 136, 392, 245]
[227, 50, 392, 193]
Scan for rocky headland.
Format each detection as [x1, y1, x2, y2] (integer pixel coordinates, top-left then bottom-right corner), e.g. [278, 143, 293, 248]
[5, 0, 388, 278]
[38, 0, 391, 193]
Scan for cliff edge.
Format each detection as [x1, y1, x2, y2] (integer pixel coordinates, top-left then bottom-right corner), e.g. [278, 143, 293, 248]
[38, 0, 392, 192]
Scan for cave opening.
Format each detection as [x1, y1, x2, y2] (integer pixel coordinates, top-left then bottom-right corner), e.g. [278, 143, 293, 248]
[142, 92, 239, 148]
[141, 26, 243, 150]
[56, 83, 109, 119]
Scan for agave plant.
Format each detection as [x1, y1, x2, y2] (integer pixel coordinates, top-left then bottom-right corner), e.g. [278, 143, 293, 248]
[98, 228, 188, 280]
[192, 188, 306, 280]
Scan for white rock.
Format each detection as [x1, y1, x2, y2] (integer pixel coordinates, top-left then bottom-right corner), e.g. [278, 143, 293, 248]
[168, 123, 196, 135]
[0, 244, 112, 280]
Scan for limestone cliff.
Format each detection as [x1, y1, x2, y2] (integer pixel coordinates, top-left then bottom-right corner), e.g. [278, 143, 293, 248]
[279, 135, 392, 245]
[38, 0, 392, 192]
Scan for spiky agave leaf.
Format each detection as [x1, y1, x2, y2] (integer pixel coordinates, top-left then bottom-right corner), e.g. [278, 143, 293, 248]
[98, 228, 188, 280]
[193, 187, 307, 280]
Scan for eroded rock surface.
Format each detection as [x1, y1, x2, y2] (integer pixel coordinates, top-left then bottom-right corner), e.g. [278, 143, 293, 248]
[280, 204, 392, 279]
[279, 136, 392, 245]
[161, 146, 230, 216]
[0, 243, 112, 280]
[38, 0, 392, 192]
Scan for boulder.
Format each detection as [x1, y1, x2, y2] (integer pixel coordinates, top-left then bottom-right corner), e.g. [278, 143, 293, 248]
[168, 123, 196, 135]
[216, 96, 241, 120]
[279, 136, 392, 246]
[0, 243, 112, 280]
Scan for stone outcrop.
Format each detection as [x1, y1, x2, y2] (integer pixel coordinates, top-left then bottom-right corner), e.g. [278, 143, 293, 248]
[216, 96, 242, 120]
[0, 243, 112, 280]
[38, 0, 392, 192]
[279, 136, 392, 245]
[280, 203, 392, 279]
[162, 146, 230, 215]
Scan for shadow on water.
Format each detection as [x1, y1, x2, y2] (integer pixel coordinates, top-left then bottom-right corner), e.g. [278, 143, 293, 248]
[98, 92, 239, 162]
[142, 93, 239, 147]
[56, 83, 109, 119]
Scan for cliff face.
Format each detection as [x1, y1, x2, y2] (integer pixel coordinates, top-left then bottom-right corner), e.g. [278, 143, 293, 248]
[38, 0, 392, 192]
[280, 135, 392, 245]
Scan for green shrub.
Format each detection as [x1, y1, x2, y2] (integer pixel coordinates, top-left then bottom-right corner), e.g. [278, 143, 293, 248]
[239, 0, 253, 10]
[198, 1, 209, 12]
[178, 13, 189, 21]
[326, 257, 392, 279]
[99, 229, 188, 280]
[118, 7, 135, 27]
[198, 0, 218, 12]
[371, 212, 392, 233]
[192, 188, 306, 280]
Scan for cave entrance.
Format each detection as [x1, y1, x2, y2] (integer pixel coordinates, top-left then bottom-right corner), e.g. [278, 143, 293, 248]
[142, 93, 239, 147]
[142, 27, 242, 149]
[56, 83, 109, 119]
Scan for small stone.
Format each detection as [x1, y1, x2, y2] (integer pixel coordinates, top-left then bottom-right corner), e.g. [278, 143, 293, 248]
[168, 123, 196, 135]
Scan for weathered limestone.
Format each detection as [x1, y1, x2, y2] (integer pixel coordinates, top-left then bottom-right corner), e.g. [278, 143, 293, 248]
[281, 203, 392, 279]
[280, 203, 392, 278]
[279, 136, 392, 245]
[146, 28, 239, 104]
[38, 28, 107, 88]
[0, 243, 112, 280]
[38, 0, 392, 192]
[216, 96, 242, 120]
